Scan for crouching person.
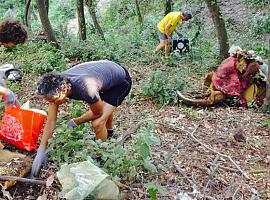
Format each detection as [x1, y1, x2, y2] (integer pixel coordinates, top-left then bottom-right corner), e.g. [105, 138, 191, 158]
[0, 18, 27, 47]
[30, 60, 132, 177]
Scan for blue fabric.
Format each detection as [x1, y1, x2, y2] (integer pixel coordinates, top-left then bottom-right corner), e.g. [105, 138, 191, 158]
[62, 60, 127, 104]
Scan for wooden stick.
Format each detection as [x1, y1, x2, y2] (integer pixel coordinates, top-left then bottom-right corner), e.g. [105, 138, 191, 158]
[202, 155, 220, 196]
[0, 176, 46, 185]
[173, 160, 200, 194]
[118, 121, 144, 146]
[165, 123, 250, 179]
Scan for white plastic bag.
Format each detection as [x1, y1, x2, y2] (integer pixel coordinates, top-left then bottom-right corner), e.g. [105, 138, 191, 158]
[57, 160, 119, 200]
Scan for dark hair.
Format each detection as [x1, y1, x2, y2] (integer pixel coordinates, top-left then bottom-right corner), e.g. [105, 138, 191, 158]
[36, 72, 71, 98]
[182, 12, 192, 20]
[0, 18, 28, 44]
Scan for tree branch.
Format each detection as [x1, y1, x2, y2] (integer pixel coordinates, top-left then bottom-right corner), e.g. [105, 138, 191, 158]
[165, 123, 250, 179]
[0, 176, 46, 185]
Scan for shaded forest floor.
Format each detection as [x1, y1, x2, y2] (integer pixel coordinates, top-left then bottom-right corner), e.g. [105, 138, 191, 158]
[1, 62, 270, 199]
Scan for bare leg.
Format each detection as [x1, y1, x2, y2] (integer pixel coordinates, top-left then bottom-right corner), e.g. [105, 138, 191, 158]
[165, 42, 170, 58]
[92, 103, 116, 141]
[106, 111, 114, 130]
[154, 39, 166, 53]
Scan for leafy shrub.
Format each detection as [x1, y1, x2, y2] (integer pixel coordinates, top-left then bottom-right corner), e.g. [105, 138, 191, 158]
[255, 15, 270, 35]
[48, 117, 160, 178]
[0, 41, 68, 73]
[144, 182, 168, 200]
[140, 70, 185, 105]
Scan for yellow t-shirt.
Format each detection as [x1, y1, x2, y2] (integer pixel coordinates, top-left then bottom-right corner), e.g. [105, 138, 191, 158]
[157, 12, 182, 35]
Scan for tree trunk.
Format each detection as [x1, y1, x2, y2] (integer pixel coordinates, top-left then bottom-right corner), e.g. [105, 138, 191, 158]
[45, 0, 49, 15]
[164, 0, 172, 15]
[35, 0, 60, 48]
[85, 0, 104, 40]
[204, 0, 229, 59]
[24, 0, 32, 27]
[135, 0, 143, 28]
[77, 0, 86, 41]
[262, 38, 270, 110]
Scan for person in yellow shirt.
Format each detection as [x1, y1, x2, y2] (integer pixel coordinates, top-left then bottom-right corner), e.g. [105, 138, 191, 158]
[154, 12, 192, 58]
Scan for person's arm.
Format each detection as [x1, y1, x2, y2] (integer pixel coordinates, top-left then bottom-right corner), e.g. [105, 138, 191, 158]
[174, 29, 181, 36]
[30, 103, 58, 177]
[0, 85, 8, 96]
[0, 85, 20, 106]
[40, 103, 59, 147]
[70, 77, 103, 126]
[165, 23, 172, 43]
[73, 99, 103, 125]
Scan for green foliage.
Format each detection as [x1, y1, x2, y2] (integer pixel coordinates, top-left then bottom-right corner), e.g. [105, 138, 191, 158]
[0, 41, 68, 73]
[0, 0, 24, 21]
[261, 118, 270, 128]
[144, 182, 168, 200]
[60, 39, 94, 62]
[140, 70, 186, 105]
[48, 117, 161, 178]
[244, 0, 270, 7]
[254, 15, 270, 35]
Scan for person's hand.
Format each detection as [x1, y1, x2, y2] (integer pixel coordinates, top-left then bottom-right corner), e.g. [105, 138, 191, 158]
[30, 146, 48, 178]
[5, 90, 20, 106]
[67, 119, 77, 128]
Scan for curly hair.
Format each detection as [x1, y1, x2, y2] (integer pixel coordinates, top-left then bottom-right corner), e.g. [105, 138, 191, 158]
[0, 18, 27, 44]
[36, 72, 71, 98]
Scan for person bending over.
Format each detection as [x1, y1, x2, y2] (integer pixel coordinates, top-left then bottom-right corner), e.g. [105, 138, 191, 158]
[30, 60, 132, 177]
[154, 11, 192, 58]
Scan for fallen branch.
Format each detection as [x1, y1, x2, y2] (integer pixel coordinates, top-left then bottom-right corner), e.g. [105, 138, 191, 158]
[249, 169, 269, 174]
[0, 176, 46, 185]
[165, 123, 250, 179]
[173, 160, 200, 194]
[202, 155, 220, 196]
[118, 121, 144, 146]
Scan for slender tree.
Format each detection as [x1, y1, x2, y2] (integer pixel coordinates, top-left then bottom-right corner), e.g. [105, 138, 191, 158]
[45, 0, 49, 15]
[35, 0, 60, 48]
[204, 0, 229, 59]
[77, 0, 86, 41]
[262, 38, 270, 110]
[85, 0, 104, 40]
[164, 0, 172, 15]
[135, 0, 143, 28]
[24, 0, 32, 27]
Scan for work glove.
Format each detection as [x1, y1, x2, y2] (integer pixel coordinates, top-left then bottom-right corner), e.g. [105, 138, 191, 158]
[5, 89, 20, 106]
[30, 145, 48, 178]
[67, 119, 77, 128]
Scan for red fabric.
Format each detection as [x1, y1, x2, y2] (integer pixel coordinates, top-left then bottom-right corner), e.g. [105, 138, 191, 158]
[241, 61, 260, 89]
[212, 56, 247, 106]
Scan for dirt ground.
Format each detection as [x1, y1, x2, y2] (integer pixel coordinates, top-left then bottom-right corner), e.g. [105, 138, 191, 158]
[0, 65, 269, 199]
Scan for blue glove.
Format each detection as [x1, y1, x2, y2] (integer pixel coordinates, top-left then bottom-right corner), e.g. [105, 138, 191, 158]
[67, 119, 77, 128]
[30, 146, 48, 178]
[6, 89, 20, 106]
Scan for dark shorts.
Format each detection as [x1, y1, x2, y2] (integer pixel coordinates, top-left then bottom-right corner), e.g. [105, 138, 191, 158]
[100, 67, 132, 107]
[158, 31, 168, 40]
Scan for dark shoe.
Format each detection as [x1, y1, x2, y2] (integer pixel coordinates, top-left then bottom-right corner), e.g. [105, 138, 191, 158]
[107, 129, 114, 139]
